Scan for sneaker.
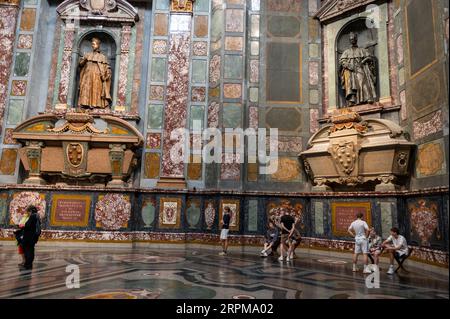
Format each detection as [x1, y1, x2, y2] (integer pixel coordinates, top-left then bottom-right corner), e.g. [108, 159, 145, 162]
[363, 266, 372, 274]
[260, 250, 266, 254]
[290, 253, 295, 259]
[352, 265, 358, 272]
[278, 256, 284, 261]
[263, 252, 268, 257]
[219, 251, 227, 256]
[286, 257, 291, 262]
[387, 266, 394, 275]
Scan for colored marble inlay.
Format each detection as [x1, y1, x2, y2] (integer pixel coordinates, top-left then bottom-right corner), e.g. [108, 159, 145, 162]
[310, 109, 320, 133]
[17, 34, 33, 49]
[221, 153, 241, 180]
[194, 15, 209, 38]
[225, 9, 244, 32]
[152, 40, 168, 55]
[0, 148, 18, 175]
[154, 14, 168, 36]
[209, 55, 221, 87]
[57, 28, 75, 105]
[162, 33, 191, 177]
[0, 5, 19, 126]
[249, 106, 258, 129]
[144, 153, 161, 179]
[274, 136, 303, 153]
[146, 133, 162, 149]
[267, 0, 301, 13]
[20, 8, 36, 31]
[117, 27, 132, 108]
[250, 60, 259, 83]
[413, 110, 443, 140]
[225, 37, 244, 51]
[207, 101, 220, 128]
[271, 157, 301, 182]
[3, 128, 17, 145]
[416, 139, 446, 177]
[223, 84, 242, 99]
[11, 80, 27, 96]
[191, 87, 206, 102]
[149, 85, 165, 101]
[192, 41, 208, 56]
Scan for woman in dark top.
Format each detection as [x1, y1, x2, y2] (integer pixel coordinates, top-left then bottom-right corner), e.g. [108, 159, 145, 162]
[279, 211, 295, 261]
[21, 205, 41, 270]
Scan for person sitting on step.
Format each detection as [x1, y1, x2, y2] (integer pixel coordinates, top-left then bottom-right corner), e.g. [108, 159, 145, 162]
[382, 227, 409, 275]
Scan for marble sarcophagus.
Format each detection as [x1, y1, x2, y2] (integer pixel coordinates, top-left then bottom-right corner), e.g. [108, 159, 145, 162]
[12, 111, 144, 187]
[300, 111, 415, 192]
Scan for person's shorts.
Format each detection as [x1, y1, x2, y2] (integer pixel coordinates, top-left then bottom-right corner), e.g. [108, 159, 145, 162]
[290, 236, 301, 245]
[220, 229, 229, 240]
[281, 234, 289, 244]
[354, 237, 368, 254]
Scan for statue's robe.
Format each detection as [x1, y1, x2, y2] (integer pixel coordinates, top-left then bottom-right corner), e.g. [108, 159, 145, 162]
[339, 47, 377, 106]
[78, 51, 112, 108]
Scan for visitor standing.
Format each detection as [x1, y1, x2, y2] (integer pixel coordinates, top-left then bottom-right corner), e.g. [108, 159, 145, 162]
[219, 206, 231, 256]
[348, 213, 371, 274]
[21, 205, 41, 270]
[279, 211, 295, 261]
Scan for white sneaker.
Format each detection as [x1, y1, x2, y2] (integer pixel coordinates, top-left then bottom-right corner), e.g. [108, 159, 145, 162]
[219, 251, 227, 256]
[263, 252, 268, 257]
[363, 266, 372, 274]
[352, 265, 358, 272]
[286, 257, 291, 262]
[278, 256, 284, 261]
[260, 250, 266, 254]
[387, 266, 395, 275]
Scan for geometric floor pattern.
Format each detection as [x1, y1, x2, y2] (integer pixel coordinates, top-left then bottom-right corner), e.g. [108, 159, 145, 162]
[0, 245, 448, 299]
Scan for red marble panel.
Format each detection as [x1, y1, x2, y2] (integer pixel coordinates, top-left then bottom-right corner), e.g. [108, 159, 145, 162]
[17, 34, 33, 49]
[11, 80, 27, 96]
[162, 33, 191, 177]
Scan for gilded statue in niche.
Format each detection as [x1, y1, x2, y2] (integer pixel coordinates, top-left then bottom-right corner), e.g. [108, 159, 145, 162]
[339, 32, 377, 106]
[78, 37, 112, 109]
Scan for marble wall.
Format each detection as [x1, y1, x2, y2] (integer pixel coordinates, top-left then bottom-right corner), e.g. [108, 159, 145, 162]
[0, 185, 447, 267]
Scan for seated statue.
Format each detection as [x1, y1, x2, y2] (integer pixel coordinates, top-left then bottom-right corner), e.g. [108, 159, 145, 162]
[78, 37, 112, 109]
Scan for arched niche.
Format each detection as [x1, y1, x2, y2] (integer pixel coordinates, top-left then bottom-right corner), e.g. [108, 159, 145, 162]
[72, 30, 118, 108]
[335, 18, 379, 108]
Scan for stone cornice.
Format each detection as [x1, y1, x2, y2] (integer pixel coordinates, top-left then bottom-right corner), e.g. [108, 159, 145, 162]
[0, 0, 20, 6]
[315, 0, 380, 24]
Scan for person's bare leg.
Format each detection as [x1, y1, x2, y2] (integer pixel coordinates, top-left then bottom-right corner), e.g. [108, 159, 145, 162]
[224, 239, 228, 253]
[374, 251, 380, 265]
[363, 253, 368, 265]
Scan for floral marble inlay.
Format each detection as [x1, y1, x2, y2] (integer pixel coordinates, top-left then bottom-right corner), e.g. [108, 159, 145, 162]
[191, 87, 206, 102]
[409, 199, 440, 247]
[162, 33, 191, 177]
[193, 41, 208, 56]
[3, 128, 18, 145]
[413, 110, 443, 140]
[149, 85, 165, 101]
[17, 34, 33, 49]
[221, 153, 241, 180]
[11, 80, 27, 96]
[152, 40, 168, 55]
[117, 26, 132, 108]
[146, 133, 162, 149]
[223, 84, 242, 99]
[95, 194, 131, 230]
[9, 192, 46, 225]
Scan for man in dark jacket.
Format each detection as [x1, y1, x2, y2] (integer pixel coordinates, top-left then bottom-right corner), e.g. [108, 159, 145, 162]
[21, 205, 41, 270]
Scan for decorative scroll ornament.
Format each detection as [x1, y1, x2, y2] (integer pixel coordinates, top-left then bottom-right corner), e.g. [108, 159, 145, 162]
[170, 0, 194, 13]
[329, 109, 368, 134]
[47, 112, 109, 134]
[80, 0, 117, 15]
[329, 140, 357, 175]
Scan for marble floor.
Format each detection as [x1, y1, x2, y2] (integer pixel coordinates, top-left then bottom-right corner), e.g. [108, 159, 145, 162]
[0, 244, 447, 299]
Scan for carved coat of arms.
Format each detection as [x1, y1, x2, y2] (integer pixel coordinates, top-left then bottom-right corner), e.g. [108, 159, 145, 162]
[329, 141, 357, 175]
[66, 143, 84, 167]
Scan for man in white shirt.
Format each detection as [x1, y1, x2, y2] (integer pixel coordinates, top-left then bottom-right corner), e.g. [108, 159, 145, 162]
[382, 227, 409, 274]
[348, 213, 371, 274]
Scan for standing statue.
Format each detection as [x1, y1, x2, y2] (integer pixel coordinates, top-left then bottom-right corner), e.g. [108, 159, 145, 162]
[339, 32, 377, 107]
[78, 37, 112, 109]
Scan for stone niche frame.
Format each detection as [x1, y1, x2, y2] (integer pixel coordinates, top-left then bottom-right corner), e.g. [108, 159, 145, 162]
[54, 0, 139, 116]
[316, 0, 393, 115]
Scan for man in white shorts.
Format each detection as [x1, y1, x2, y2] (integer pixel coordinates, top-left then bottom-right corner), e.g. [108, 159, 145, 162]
[219, 206, 231, 256]
[348, 212, 371, 274]
[382, 227, 409, 274]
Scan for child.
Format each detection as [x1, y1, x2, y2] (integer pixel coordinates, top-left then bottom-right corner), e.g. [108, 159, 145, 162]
[261, 221, 280, 257]
[14, 212, 30, 266]
[368, 227, 383, 265]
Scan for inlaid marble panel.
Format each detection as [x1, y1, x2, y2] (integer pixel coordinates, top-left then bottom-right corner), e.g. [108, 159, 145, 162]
[144, 153, 161, 179]
[224, 55, 243, 79]
[146, 133, 162, 150]
[154, 14, 169, 36]
[225, 9, 244, 32]
[194, 15, 209, 38]
[193, 41, 208, 56]
[416, 139, 446, 178]
[0, 149, 18, 175]
[191, 87, 206, 102]
[413, 110, 443, 140]
[223, 84, 242, 99]
[149, 85, 165, 101]
[6, 99, 24, 125]
[162, 33, 191, 177]
[267, 0, 301, 13]
[20, 8, 36, 31]
[207, 101, 220, 128]
[225, 37, 244, 51]
[191, 60, 207, 84]
[3, 128, 18, 145]
[17, 34, 33, 49]
[152, 40, 168, 55]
